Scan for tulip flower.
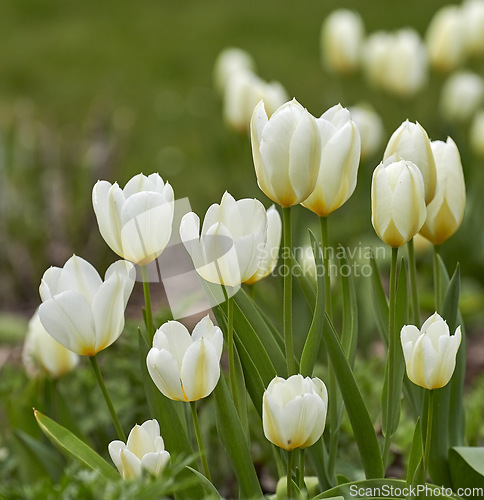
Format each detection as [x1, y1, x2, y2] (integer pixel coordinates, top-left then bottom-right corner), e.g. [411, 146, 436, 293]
[22, 310, 79, 378]
[245, 205, 282, 285]
[262, 374, 328, 450]
[108, 419, 170, 479]
[470, 110, 484, 156]
[146, 315, 223, 402]
[92, 173, 174, 266]
[462, 0, 484, 58]
[401, 313, 462, 390]
[320, 9, 365, 75]
[250, 99, 321, 207]
[440, 71, 484, 123]
[38, 256, 135, 356]
[348, 104, 384, 160]
[383, 120, 437, 204]
[180, 191, 268, 287]
[213, 47, 256, 96]
[371, 159, 427, 248]
[302, 104, 361, 217]
[419, 138, 466, 245]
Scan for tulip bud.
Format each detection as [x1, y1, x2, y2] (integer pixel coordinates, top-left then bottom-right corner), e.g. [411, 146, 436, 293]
[469, 110, 484, 156]
[462, 0, 484, 58]
[383, 120, 437, 204]
[320, 9, 365, 75]
[401, 313, 462, 390]
[425, 5, 466, 72]
[22, 310, 79, 378]
[302, 104, 361, 216]
[262, 374, 328, 450]
[147, 315, 223, 401]
[348, 104, 384, 160]
[245, 205, 282, 285]
[213, 47, 256, 96]
[180, 192, 268, 287]
[39, 256, 135, 356]
[250, 99, 321, 207]
[440, 71, 484, 123]
[108, 419, 170, 479]
[419, 138, 466, 245]
[92, 173, 174, 266]
[371, 159, 427, 248]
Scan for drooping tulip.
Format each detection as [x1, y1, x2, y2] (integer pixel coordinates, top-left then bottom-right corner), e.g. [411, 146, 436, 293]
[146, 315, 223, 402]
[371, 158, 427, 248]
[92, 173, 174, 266]
[401, 313, 462, 390]
[108, 419, 170, 479]
[180, 191, 267, 287]
[38, 256, 135, 356]
[419, 138, 466, 245]
[262, 374, 328, 451]
[302, 104, 361, 217]
[250, 99, 321, 207]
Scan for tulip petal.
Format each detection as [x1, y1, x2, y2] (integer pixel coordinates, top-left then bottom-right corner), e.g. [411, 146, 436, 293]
[153, 321, 192, 367]
[141, 450, 170, 477]
[140, 419, 161, 441]
[127, 425, 156, 458]
[192, 316, 224, 360]
[104, 260, 136, 307]
[263, 391, 288, 449]
[39, 267, 62, 299]
[120, 448, 142, 479]
[108, 440, 126, 475]
[146, 348, 185, 401]
[57, 255, 103, 301]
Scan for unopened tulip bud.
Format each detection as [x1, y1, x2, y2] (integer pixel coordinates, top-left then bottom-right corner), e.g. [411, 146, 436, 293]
[348, 104, 384, 160]
[213, 47, 255, 96]
[420, 138, 465, 245]
[462, 0, 484, 58]
[108, 419, 170, 479]
[383, 120, 437, 204]
[440, 71, 484, 123]
[251, 99, 321, 207]
[401, 313, 462, 390]
[371, 159, 427, 248]
[263, 374, 328, 450]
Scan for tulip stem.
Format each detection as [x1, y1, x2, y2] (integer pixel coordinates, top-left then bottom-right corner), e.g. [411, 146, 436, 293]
[227, 295, 239, 407]
[433, 245, 442, 312]
[283, 206, 295, 376]
[298, 448, 306, 492]
[319, 216, 332, 314]
[141, 266, 155, 342]
[408, 238, 421, 325]
[287, 449, 294, 500]
[424, 389, 434, 478]
[190, 401, 211, 481]
[89, 355, 125, 441]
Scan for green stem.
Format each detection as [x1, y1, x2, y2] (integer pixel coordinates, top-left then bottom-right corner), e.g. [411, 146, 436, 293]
[89, 355, 125, 441]
[382, 247, 399, 467]
[407, 238, 421, 325]
[287, 449, 294, 500]
[433, 245, 442, 312]
[424, 390, 434, 479]
[227, 296, 239, 405]
[190, 401, 211, 481]
[298, 448, 306, 492]
[283, 207, 295, 376]
[141, 265, 154, 343]
[320, 216, 332, 315]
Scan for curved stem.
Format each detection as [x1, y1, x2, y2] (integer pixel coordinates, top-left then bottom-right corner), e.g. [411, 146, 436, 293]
[141, 265, 154, 343]
[424, 389, 434, 479]
[89, 355, 125, 441]
[287, 449, 294, 500]
[407, 238, 421, 325]
[190, 401, 211, 481]
[283, 207, 295, 376]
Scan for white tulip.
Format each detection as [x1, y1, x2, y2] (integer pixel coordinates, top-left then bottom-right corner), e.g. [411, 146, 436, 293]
[39, 256, 135, 356]
[302, 104, 361, 216]
[440, 71, 484, 123]
[462, 0, 484, 58]
[92, 173, 174, 266]
[420, 138, 466, 245]
[213, 47, 256, 96]
[108, 419, 170, 479]
[22, 310, 79, 378]
[263, 374, 328, 450]
[251, 99, 321, 207]
[401, 313, 462, 390]
[146, 315, 223, 401]
[469, 110, 484, 156]
[180, 191, 267, 287]
[348, 104, 384, 160]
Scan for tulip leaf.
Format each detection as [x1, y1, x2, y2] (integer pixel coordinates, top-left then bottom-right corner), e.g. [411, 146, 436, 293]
[291, 250, 317, 309]
[34, 409, 119, 481]
[406, 418, 424, 491]
[369, 254, 389, 342]
[213, 376, 263, 499]
[322, 314, 384, 479]
[339, 248, 358, 364]
[449, 447, 484, 490]
[186, 466, 223, 499]
[300, 231, 325, 377]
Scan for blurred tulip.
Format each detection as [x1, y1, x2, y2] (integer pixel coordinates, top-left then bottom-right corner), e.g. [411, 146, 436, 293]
[250, 99, 321, 207]
[146, 315, 223, 401]
[371, 158, 427, 248]
[180, 192, 267, 287]
[348, 104, 384, 160]
[302, 104, 360, 216]
[39, 256, 135, 356]
[401, 313, 462, 390]
[469, 110, 484, 156]
[245, 205, 282, 285]
[213, 47, 256, 96]
[420, 138, 465, 245]
[440, 71, 484, 123]
[108, 419, 170, 479]
[426, 5, 466, 72]
[383, 120, 437, 204]
[320, 9, 365, 75]
[462, 0, 484, 58]
[92, 173, 174, 266]
[223, 70, 288, 133]
[22, 310, 79, 378]
[262, 374, 328, 450]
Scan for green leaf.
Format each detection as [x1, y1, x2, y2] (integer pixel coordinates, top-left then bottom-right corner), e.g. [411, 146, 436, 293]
[406, 418, 424, 492]
[34, 409, 119, 481]
[339, 247, 358, 365]
[186, 466, 223, 499]
[291, 250, 317, 310]
[449, 447, 484, 491]
[369, 254, 389, 342]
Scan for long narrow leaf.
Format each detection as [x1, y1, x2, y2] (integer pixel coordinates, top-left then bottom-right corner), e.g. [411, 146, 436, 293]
[339, 248, 358, 364]
[186, 466, 223, 499]
[369, 254, 389, 341]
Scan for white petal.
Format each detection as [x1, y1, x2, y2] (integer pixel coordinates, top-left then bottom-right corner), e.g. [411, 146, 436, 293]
[140, 419, 160, 441]
[141, 451, 170, 477]
[126, 425, 156, 458]
[152, 321, 192, 367]
[39, 267, 62, 299]
[108, 440, 126, 475]
[147, 348, 185, 401]
[57, 255, 103, 302]
[119, 448, 142, 479]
